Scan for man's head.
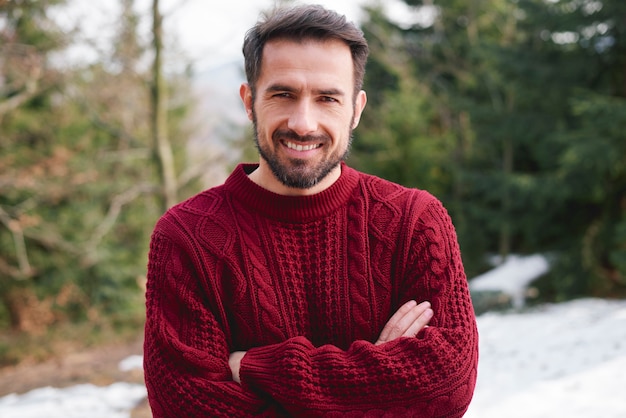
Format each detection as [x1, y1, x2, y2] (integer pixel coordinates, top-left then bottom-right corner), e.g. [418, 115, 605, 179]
[240, 5, 368, 195]
[242, 5, 369, 102]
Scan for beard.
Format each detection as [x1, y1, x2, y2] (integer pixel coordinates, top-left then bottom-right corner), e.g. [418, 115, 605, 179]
[252, 113, 355, 190]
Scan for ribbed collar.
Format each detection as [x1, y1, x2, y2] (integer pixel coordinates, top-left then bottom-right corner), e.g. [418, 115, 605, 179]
[224, 162, 360, 222]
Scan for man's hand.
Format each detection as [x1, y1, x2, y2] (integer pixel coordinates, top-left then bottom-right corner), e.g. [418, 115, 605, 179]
[375, 300, 433, 345]
[229, 351, 246, 383]
[229, 301, 432, 380]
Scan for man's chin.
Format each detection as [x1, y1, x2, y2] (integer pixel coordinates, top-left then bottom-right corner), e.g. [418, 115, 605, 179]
[278, 172, 323, 190]
[259, 149, 342, 190]
[273, 164, 334, 190]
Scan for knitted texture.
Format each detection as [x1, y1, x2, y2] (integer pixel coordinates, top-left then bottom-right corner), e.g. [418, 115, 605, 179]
[144, 163, 479, 417]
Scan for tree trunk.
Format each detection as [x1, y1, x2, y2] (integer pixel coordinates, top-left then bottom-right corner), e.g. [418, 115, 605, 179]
[499, 135, 513, 260]
[151, 0, 177, 211]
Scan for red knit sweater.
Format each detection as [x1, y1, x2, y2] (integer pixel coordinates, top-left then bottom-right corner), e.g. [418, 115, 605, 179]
[144, 163, 478, 417]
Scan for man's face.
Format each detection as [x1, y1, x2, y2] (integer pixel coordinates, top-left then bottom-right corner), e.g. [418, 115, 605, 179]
[240, 38, 367, 195]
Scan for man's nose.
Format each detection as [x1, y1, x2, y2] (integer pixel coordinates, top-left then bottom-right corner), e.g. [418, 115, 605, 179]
[287, 100, 318, 136]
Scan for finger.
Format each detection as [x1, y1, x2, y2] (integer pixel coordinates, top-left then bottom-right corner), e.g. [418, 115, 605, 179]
[402, 306, 433, 338]
[376, 301, 431, 345]
[391, 301, 432, 339]
[377, 300, 417, 344]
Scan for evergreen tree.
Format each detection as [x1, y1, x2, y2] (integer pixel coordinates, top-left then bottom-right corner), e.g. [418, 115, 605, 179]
[525, 0, 626, 298]
[355, 0, 625, 298]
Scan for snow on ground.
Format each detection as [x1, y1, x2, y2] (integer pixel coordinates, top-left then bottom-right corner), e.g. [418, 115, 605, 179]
[1, 256, 625, 417]
[0, 382, 146, 418]
[465, 298, 626, 417]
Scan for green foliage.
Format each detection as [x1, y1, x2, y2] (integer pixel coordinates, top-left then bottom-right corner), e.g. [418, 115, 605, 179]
[0, 0, 198, 338]
[2, 0, 625, 348]
[355, 5, 455, 198]
[354, 0, 626, 298]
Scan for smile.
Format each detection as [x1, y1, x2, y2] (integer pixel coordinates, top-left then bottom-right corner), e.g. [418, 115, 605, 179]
[285, 141, 322, 152]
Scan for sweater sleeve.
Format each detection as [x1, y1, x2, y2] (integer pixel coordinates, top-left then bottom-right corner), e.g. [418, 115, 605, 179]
[143, 224, 284, 417]
[238, 198, 479, 417]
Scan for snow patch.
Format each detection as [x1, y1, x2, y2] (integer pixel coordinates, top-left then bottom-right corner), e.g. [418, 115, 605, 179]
[118, 355, 144, 372]
[0, 382, 146, 418]
[470, 254, 550, 308]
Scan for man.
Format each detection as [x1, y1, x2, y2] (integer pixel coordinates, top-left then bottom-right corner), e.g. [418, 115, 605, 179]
[143, 4, 478, 417]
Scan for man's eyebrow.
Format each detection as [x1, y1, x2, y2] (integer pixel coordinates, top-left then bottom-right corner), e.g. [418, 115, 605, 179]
[265, 84, 346, 97]
[317, 88, 345, 97]
[266, 84, 297, 93]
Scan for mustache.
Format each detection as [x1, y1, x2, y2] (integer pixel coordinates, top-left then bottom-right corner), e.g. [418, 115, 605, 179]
[272, 129, 331, 143]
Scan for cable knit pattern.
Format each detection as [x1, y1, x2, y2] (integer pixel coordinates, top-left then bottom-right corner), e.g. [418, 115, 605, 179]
[144, 163, 478, 417]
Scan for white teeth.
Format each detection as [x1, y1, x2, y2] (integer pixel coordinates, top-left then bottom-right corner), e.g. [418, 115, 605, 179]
[286, 142, 320, 151]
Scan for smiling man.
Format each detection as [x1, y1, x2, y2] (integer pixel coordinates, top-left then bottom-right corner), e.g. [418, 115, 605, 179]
[143, 5, 478, 417]
[243, 37, 366, 194]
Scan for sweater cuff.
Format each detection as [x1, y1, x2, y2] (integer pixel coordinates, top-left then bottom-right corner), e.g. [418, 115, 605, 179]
[239, 336, 311, 394]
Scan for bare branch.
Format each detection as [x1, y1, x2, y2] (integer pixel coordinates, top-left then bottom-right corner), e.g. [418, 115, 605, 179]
[0, 76, 40, 117]
[0, 256, 31, 280]
[0, 44, 43, 118]
[83, 183, 157, 261]
[0, 206, 35, 279]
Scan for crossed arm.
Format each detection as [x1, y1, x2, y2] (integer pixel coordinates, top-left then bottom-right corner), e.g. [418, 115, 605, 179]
[229, 300, 434, 383]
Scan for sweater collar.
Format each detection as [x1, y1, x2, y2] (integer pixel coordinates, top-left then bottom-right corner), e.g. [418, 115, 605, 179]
[224, 162, 359, 222]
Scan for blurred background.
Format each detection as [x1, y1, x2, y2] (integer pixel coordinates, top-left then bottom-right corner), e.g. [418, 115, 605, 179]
[0, 0, 625, 415]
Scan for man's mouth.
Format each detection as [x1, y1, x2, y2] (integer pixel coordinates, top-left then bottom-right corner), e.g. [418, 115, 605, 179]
[285, 141, 323, 152]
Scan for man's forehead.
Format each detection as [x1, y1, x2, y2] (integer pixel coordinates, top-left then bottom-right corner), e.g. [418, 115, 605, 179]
[259, 38, 354, 84]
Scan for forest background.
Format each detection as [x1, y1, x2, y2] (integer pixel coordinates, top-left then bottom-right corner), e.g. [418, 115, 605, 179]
[0, 0, 624, 365]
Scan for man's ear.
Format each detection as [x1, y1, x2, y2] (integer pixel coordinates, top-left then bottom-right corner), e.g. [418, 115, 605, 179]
[240, 83, 254, 121]
[352, 90, 367, 129]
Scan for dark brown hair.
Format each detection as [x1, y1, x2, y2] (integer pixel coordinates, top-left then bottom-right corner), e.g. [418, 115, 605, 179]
[242, 4, 369, 100]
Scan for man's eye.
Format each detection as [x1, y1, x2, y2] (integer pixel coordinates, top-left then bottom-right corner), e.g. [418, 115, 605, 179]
[273, 93, 292, 99]
[320, 96, 338, 103]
